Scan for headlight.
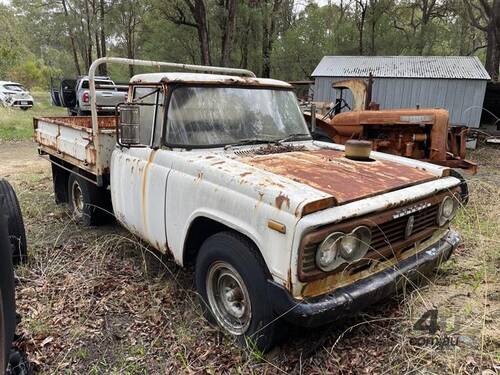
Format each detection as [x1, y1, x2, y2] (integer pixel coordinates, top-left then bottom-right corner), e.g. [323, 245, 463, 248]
[316, 232, 343, 271]
[437, 196, 458, 226]
[340, 226, 372, 261]
[315, 226, 372, 272]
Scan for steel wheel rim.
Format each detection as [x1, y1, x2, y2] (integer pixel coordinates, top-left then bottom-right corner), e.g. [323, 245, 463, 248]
[71, 181, 84, 215]
[206, 261, 251, 335]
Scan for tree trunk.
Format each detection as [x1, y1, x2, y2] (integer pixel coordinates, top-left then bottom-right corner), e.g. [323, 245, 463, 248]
[356, 1, 367, 56]
[61, 0, 81, 75]
[240, 17, 251, 69]
[220, 0, 237, 66]
[99, 0, 107, 75]
[370, 17, 376, 55]
[493, 0, 500, 80]
[261, 0, 281, 78]
[193, 0, 211, 65]
[127, 26, 134, 77]
[485, 25, 497, 79]
[95, 31, 101, 60]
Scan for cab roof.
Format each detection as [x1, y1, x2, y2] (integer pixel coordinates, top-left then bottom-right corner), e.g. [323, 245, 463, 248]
[129, 72, 291, 88]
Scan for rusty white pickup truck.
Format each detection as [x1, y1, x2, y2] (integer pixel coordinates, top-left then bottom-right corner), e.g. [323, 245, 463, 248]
[34, 57, 462, 351]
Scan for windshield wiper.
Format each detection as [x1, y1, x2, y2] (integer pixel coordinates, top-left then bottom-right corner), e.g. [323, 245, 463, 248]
[224, 138, 278, 149]
[275, 133, 312, 143]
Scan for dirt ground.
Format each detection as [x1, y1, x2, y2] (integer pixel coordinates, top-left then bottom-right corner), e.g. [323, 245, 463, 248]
[1, 140, 499, 374]
[0, 141, 48, 177]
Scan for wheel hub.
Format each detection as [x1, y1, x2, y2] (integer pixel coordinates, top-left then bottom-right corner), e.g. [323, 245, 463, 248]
[206, 262, 251, 335]
[71, 181, 84, 214]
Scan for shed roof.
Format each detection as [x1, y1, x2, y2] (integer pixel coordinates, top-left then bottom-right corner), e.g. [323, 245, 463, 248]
[312, 56, 491, 80]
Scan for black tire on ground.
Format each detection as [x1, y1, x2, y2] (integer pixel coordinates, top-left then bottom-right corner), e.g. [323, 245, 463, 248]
[50, 163, 70, 205]
[195, 231, 283, 352]
[0, 180, 27, 265]
[67, 174, 109, 226]
[0, 208, 17, 372]
[76, 107, 88, 116]
[450, 169, 469, 205]
[311, 128, 333, 143]
[19, 107, 29, 111]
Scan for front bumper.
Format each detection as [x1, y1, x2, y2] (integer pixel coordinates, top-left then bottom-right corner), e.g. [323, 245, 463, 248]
[10, 100, 33, 108]
[268, 230, 460, 327]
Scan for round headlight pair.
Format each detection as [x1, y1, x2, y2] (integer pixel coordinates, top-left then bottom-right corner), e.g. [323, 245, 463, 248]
[315, 226, 372, 272]
[437, 195, 458, 226]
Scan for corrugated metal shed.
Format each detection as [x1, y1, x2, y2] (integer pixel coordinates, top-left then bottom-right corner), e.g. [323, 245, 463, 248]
[311, 56, 490, 127]
[312, 56, 491, 80]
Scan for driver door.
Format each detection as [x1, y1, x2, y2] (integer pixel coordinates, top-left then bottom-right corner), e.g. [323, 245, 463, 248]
[111, 86, 171, 252]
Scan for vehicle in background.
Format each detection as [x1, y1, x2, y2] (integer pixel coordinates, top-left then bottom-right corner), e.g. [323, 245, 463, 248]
[0, 81, 34, 110]
[34, 57, 463, 351]
[50, 76, 127, 116]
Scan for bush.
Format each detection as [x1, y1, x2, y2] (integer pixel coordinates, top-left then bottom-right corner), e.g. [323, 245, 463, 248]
[7, 58, 61, 90]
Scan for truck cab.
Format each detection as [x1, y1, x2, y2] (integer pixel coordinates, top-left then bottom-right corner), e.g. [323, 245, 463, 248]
[34, 58, 462, 351]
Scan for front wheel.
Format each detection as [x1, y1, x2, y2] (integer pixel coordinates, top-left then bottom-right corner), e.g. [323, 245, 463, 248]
[195, 232, 283, 352]
[450, 169, 469, 205]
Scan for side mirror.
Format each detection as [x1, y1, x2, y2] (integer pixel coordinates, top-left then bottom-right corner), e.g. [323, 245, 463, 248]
[117, 104, 140, 146]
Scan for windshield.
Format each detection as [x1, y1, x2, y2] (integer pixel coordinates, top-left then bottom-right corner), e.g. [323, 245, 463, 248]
[165, 86, 310, 147]
[4, 84, 26, 92]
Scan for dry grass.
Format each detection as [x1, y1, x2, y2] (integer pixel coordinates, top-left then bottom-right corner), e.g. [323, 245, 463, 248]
[4, 144, 499, 374]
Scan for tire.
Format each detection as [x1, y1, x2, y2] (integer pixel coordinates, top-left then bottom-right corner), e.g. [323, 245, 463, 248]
[312, 128, 333, 143]
[195, 231, 283, 352]
[76, 106, 88, 116]
[67, 174, 107, 226]
[450, 170, 469, 205]
[19, 107, 29, 111]
[0, 211, 16, 372]
[0, 180, 27, 265]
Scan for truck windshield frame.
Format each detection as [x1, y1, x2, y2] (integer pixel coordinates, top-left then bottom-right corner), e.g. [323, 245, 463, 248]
[163, 84, 311, 149]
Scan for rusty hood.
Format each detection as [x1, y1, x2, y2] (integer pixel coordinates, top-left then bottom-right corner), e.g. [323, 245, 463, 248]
[238, 148, 437, 206]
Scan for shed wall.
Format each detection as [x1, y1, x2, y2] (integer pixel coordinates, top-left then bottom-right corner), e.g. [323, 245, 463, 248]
[313, 77, 487, 128]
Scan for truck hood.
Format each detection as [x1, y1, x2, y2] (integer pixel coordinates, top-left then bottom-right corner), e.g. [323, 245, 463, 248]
[181, 143, 441, 218]
[238, 148, 437, 205]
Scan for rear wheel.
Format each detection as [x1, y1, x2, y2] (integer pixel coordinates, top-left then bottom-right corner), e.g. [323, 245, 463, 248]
[67, 174, 109, 226]
[195, 232, 283, 352]
[0, 180, 27, 265]
[76, 106, 89, 116]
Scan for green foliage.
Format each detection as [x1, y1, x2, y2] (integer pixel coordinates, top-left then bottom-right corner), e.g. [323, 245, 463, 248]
[1, 0, 493, 82]
[8, 59, 62, 89]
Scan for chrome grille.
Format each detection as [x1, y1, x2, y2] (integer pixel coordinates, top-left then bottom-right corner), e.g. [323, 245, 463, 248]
[301, 204, 439, 277]
[370, 204, 438, 251]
